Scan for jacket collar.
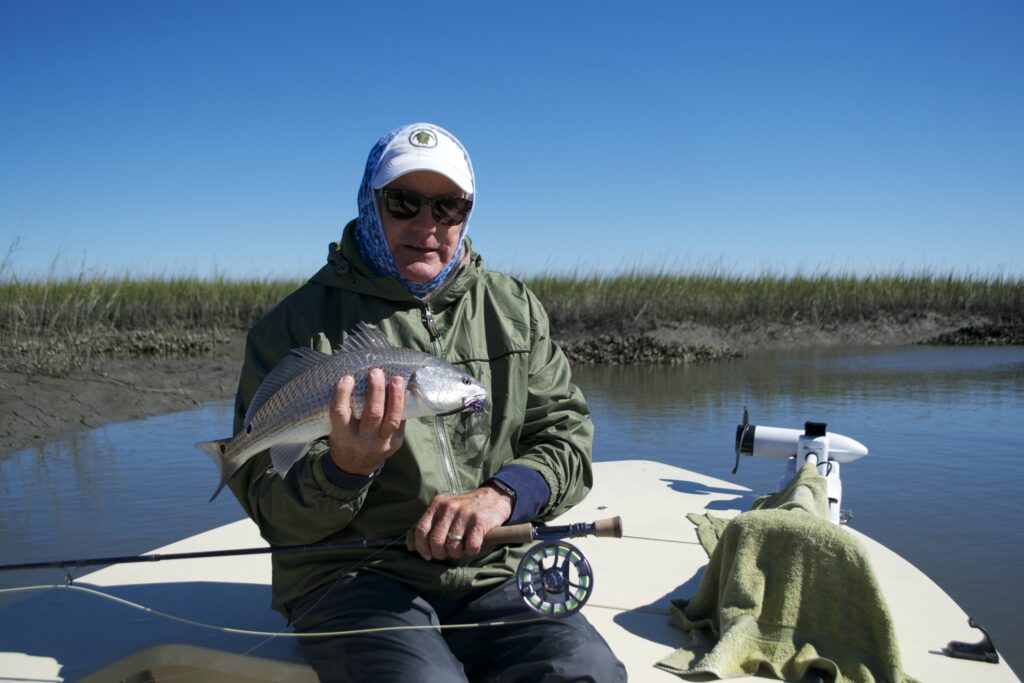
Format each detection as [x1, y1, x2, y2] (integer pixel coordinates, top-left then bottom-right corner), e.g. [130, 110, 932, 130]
[309, 220, 482, 308]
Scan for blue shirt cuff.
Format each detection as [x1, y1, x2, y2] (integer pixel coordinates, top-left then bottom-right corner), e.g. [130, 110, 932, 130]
[492, 464, 550, 524]
[321, 454, 383, 490]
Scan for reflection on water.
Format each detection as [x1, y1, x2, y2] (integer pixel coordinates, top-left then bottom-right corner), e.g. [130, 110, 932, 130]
[1, 345, 1022, 670]
[0, 402, 242, 596]
[575, 346, 1024, 418]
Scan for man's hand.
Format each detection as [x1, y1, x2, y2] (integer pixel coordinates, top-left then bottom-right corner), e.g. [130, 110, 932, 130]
[414, 486, 514, 561]
[328, 368, 406, 476]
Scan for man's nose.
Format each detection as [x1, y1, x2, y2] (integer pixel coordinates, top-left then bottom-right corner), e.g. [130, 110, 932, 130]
[408, 205, 439, 230]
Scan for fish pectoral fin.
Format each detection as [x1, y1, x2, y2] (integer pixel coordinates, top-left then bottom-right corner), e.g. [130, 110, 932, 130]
[270, 442, 313, 478]
[401, 374, 433, 419]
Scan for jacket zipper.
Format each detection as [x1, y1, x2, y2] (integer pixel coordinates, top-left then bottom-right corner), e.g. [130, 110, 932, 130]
[422, 306, 460, 495]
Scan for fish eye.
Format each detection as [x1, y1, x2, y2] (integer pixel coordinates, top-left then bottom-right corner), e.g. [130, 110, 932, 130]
[246, 423, 253, 434]
[461, 377, 472, 385]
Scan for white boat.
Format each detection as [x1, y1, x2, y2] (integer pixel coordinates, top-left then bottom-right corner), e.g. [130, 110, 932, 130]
[0, 459, 1018, 682]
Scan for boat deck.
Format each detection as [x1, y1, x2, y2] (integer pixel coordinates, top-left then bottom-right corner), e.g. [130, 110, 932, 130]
[0, 460, 1017, 682]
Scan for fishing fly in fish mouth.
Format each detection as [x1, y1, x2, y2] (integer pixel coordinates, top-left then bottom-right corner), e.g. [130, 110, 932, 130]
[189, 122, 625, 681]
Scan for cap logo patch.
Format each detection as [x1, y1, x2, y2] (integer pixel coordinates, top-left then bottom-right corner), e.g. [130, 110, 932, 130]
[409, 129, 437, 148]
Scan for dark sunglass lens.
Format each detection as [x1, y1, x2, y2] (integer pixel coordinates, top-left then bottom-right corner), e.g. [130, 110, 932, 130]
[384, 190, 422, 219]
[432, 197, 473, 226]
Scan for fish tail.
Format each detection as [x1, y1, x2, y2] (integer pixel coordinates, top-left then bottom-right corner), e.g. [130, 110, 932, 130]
[195, 438, 233, 502]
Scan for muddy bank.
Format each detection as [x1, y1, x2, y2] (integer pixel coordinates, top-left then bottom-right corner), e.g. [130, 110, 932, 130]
[920, 318, 1024, 345]
[2, 315, 1020, 456]
[1, 331, 248, 456]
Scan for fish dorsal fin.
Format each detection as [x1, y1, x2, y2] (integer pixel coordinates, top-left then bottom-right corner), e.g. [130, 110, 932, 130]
[245, 347, 330, 424]
[340, 322, 396, 353]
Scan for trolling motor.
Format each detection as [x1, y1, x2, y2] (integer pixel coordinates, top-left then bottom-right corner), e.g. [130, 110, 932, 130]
[734, 408, 869, 525]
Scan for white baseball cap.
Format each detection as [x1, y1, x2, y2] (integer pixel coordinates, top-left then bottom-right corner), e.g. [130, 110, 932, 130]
[370, 123, 474, 195]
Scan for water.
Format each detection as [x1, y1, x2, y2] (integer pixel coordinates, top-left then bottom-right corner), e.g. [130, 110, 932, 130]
[0, 402, 244, 596]
[1, 345, 1022, 673]
[575, 345, 1024, 673]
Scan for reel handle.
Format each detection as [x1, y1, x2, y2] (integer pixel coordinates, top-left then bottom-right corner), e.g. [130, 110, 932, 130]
[403, 516, 623, 550]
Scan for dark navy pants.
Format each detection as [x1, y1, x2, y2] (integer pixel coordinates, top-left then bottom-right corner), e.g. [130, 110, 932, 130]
[289, 572, 627, 683]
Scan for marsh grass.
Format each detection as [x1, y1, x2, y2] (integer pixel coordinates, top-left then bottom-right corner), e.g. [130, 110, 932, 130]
[529, 268, 1024, 334]
[2, 258, 1022, 375]
[0, 248, 304, 375]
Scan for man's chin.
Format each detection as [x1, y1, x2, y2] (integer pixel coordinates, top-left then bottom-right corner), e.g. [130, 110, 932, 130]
[397, 261, 443, 284]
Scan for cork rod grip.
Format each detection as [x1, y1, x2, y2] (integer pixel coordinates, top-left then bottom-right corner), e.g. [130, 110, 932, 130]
[402, 523, 534, 550]
[402, 516, 622, 550]
[481, 523, 537, 545]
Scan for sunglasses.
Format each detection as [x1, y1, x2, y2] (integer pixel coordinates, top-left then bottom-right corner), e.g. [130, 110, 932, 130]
[376, 188, 473, 226]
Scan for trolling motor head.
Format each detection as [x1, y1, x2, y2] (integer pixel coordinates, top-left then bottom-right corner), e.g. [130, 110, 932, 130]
[734, 407, 868, 472]
[733, 407, 751, 474]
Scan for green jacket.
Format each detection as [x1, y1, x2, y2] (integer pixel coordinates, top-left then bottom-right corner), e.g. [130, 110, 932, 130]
[228, 222, 594, 613]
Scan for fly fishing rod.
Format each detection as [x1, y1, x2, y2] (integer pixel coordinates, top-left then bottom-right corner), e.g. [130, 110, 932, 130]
[0, 516, 622, 574]
[2, 516, 622, 620]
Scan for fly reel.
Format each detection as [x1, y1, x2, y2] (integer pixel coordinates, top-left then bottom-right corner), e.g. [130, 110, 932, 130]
[516, 540, 593, 618]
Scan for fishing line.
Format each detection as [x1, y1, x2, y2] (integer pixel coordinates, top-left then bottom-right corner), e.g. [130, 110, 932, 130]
[621, 533, 702, 545]
[0, 532, 416, 682]
[2, 516, 621, 679]
[284, 530, 408, 634]
[0, 582, 545, 683]
[0, 583, 544, 639]
[0, 526, 428, 682]
[585, 602, 671, 617]
[0, 531, 545, 683]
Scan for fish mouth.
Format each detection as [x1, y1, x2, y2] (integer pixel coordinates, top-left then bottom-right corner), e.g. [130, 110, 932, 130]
[435, 394, 487, 417]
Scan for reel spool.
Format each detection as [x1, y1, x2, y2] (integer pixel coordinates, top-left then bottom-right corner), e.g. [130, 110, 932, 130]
[516, 540, 594, 618]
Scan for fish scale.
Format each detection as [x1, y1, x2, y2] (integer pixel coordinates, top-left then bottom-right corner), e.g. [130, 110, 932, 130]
[195, 323, 487, 501]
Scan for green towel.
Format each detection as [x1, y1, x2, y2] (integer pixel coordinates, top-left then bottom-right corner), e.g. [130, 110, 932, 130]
[656, 463, 917, 683]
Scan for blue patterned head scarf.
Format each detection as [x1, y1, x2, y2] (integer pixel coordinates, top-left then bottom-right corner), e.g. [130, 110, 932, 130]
[354, 123, 475, 299]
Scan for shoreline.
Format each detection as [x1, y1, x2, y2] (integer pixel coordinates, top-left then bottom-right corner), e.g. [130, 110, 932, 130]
[2, 315, 1020, 457]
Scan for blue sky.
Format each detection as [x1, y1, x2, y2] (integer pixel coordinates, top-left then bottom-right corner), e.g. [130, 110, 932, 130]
[2, 1, 1022, 280]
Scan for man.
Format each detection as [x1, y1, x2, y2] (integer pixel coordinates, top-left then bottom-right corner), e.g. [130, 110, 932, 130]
[228, 122, 626, 682]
